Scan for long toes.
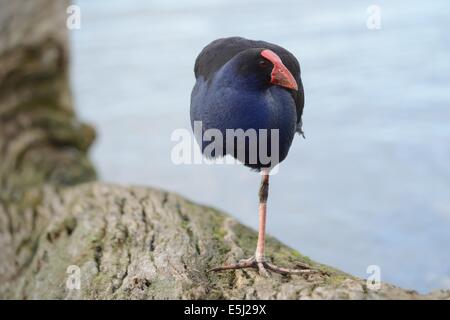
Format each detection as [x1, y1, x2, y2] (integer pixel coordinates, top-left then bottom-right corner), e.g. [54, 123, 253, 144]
[265, 262, 312, 275]
[209, 258, 320, 277]
[208, 257, 257, 272]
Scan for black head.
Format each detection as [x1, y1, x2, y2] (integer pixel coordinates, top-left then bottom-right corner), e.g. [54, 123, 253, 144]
[231, 48, 298, 91]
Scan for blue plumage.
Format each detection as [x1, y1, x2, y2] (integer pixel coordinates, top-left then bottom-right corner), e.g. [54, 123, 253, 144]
[190, 37, 302, 170]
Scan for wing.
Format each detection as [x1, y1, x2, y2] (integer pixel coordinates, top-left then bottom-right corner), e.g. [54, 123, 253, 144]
[194, 37, 305, 134]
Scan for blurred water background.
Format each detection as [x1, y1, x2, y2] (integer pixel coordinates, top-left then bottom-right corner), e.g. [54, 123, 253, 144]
[70, 0, 450, 293]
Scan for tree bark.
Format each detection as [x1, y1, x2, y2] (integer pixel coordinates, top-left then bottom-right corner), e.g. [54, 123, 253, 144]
[0, 1, 448, 300]
[0, 0, 96, 197]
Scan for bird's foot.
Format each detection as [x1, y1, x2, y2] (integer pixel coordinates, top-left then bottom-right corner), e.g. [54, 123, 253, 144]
[208, 256, 314, 277]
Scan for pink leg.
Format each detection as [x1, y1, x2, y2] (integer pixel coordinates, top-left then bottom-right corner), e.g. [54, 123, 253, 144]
[255, 170, 269, 275]
[209, 170, 314, 276]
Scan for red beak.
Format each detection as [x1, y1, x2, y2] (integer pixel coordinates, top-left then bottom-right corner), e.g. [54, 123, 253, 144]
[261, 49, 298, 91]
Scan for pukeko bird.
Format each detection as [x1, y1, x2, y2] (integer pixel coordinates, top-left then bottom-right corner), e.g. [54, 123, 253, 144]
[190, 37, 307, 276]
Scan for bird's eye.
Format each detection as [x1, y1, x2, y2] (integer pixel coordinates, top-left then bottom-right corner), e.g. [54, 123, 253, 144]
[258, 59, 268, 67]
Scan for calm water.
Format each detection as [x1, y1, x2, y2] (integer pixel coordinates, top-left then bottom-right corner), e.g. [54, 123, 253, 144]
[71, 0, 450, 293]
